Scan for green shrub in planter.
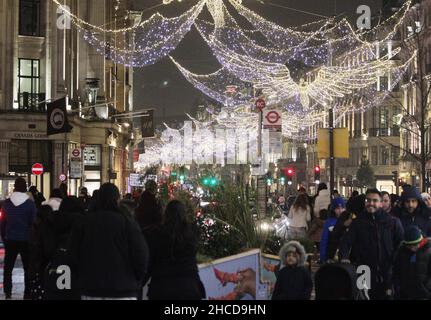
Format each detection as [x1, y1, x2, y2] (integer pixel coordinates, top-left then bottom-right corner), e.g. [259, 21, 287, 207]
[196, 213, 245, 260]
[263, 234, 284, 256]
[263, 233, 316, 256]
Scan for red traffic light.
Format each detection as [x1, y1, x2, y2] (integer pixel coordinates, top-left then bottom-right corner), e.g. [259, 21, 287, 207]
[315, 166, 320, 172]
[284, 168, 294, 176]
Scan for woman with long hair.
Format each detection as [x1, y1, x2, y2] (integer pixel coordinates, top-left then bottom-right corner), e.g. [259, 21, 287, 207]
[287, 194, 312, 240]
[145, 200, 206, 300]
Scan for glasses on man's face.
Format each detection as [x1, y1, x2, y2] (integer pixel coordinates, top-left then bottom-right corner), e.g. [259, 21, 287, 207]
[365, 198, 380, 203]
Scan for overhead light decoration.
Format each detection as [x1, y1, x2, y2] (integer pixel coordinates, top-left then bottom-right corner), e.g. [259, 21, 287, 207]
[53, 0, 416, 146]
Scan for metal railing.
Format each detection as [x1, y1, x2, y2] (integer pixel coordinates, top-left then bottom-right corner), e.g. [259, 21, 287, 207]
[18, 92, 46, 112]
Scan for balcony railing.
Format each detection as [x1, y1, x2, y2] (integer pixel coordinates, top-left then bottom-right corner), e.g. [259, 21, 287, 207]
[18, 92, 46, 112]
[368, 127, 400, 137]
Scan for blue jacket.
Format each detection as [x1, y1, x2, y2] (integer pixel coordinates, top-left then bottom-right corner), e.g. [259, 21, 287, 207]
[1, 193, 37, 241]
[320, 217, 337, 263]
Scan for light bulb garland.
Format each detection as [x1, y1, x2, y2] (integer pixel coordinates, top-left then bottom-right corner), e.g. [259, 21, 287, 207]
[51, 0, 417, 147]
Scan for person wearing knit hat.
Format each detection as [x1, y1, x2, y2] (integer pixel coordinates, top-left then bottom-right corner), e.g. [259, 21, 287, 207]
[320, 197, 350, 263]
[421, 192, 431, 209]
[393, 225, 431, 299]
[394, 186, 431, 237]
[331, 197, 345, 211]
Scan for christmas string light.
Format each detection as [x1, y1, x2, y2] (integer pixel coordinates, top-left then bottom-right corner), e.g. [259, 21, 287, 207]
[54, 0, 206, 67]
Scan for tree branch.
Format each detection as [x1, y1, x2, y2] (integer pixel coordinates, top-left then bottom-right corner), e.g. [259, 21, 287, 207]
[375, 135, 421, 163]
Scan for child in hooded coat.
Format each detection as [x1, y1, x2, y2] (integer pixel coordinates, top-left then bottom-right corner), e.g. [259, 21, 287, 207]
[272, 241, 313, 300]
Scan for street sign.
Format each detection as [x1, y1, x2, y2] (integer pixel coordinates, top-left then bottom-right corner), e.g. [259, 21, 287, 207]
[263, 110, 282, 130]
[255, 98, 266, 112]
[32, 163, 44, 176]
[265, 111, 281, 124]
[70, 159, 82, 179]
[59, 174, 67, 182]
[317, 128, 349, 159]
[129, 173, 145, 187]
[72, 148, 81, 158]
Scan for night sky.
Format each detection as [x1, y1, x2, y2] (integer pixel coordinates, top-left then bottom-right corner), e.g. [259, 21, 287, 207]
[130, 0, 384, 123]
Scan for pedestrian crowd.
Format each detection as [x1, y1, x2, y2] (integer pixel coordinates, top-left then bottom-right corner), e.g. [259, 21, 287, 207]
[0, 178, 204, 300]
[1, 177, 431, 300]
[270, 182, 431, 300]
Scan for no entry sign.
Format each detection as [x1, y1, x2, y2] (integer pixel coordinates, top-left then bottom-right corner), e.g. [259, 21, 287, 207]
[255, 98, 266, 111]
[32, 163, 44, 176]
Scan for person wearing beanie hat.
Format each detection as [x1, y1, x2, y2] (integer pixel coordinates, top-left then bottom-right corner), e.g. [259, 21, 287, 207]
[421, 193, 431, 209]
[393, 225, 431, 299]
[320, 197, 350, 263]
[272, 241, 313, 300]
[394, 186, 431, 237]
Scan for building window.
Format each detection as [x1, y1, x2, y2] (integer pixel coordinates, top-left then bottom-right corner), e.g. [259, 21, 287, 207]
[371, 146, 378, 165]
[18, 59, 44, 111]
[391, 147, 400, 164]
[9, 140, 52, 173]
[19, 0, 41, 37]
[379, 76, 388, 91]
[381, 146, 389, 165]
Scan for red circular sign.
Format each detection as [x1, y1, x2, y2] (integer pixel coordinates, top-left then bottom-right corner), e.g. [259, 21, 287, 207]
[32, 163, 44, 176]
[255, 99, 266, 111]
[265, 111, 281, 124]
[72, 149, 81, 157]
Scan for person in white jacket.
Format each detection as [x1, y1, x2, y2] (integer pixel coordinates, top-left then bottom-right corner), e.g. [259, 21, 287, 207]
[309, 183, 331, 250]
[41, 188, 63, 212]
[313, 183, 331, 219]
[288, 194, 312, 240]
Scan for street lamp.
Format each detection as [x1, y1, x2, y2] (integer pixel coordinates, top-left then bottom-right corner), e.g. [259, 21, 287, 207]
[85, 78, 99, 106]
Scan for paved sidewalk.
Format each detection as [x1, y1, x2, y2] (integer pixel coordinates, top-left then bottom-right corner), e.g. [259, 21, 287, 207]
[0, 248, 25, 300]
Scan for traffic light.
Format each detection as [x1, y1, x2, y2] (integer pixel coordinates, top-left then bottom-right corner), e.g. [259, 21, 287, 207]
[170, 171, 178, 182]
[392, 171, 398, 183]
[266, 178, 272, 186]
[314, 166, 321, 183]
[285, 168, 294, 185]
[203, 176, 218, 187]
[280, 176, 285, 185]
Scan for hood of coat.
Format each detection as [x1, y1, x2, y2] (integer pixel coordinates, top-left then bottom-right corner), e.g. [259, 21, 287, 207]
[318, 189, 330, 197]
[279, 240, 307, 269]
[42, 197, 63, 212]
[9, 192, 30, 207]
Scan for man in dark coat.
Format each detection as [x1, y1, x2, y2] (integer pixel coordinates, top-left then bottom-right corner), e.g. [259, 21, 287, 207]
[393, 186, 431, 237]
[339, 188, 404, 300]
[1, 178, 37, 300]
[393, 225, 431, 300]
[68, 183, 149, 300]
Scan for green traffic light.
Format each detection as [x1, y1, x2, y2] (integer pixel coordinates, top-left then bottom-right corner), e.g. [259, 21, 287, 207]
[180, 175, 185, 180]
[203, 178, 209, 185]
[211, 178, 217, 186]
